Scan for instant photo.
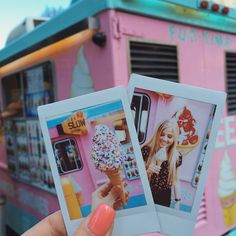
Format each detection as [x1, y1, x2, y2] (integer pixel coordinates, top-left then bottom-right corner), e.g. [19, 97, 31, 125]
[38, 86, 159, 236]
[128, 74, 226, 236]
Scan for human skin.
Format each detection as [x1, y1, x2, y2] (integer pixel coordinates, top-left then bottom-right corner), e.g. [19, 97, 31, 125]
[22, 181, 129, 236]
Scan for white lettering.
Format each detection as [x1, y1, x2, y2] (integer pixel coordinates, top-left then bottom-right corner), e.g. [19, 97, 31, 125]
[215, 119, 225, 148]
[215, 117, 236, 149]
[225, 116, 236, 146]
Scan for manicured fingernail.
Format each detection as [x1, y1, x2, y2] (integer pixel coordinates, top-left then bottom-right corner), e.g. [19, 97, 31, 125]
[88, 203, 115, 236]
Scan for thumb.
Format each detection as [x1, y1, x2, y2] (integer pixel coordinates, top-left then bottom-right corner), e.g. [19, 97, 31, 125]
[73, 203, 115, 236]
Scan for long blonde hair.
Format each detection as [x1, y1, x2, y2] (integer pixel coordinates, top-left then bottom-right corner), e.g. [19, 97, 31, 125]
[144, 120, 179, 185]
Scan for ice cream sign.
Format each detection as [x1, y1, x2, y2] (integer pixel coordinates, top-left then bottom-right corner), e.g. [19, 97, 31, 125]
[57, 112, 88, 136]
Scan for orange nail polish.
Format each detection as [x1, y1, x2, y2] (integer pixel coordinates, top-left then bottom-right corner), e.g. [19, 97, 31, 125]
[88, 203, 115, 236]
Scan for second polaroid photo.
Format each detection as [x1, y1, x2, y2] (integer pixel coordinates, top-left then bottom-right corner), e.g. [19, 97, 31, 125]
[128, 74, 226, 236]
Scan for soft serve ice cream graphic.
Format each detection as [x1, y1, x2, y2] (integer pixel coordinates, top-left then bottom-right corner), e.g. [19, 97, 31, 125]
[218, 151, 236, 227]
[70, 46, 95, 97]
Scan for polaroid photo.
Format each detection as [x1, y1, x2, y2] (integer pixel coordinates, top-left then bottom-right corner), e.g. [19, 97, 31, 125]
[38, 86, 160, 236]
[128, 74, 226, 236]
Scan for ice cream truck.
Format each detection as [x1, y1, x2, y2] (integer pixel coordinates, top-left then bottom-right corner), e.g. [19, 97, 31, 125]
[0, 0, 236, 235]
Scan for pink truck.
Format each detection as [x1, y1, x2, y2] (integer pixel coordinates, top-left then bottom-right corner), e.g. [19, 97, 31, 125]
[0, 0, 235, 235]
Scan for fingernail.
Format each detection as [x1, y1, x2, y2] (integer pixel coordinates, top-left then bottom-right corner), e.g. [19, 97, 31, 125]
[88, 203, 115, 236]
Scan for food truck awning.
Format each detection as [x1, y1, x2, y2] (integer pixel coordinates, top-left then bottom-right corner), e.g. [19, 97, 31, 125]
[0, 0, 107, 67]
[1, 0, 236, 67]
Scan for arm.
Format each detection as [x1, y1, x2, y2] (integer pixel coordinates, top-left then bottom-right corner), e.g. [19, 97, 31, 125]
[173, 167, 181, 201]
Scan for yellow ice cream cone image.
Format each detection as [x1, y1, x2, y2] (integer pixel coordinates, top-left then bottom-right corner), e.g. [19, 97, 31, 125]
[61, 177, 82, 220]
[218, 151, 236, 227]
[220, 192, 236, 227]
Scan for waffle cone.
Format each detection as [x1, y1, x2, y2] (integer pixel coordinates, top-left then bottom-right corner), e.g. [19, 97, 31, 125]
[156, 160, 163, 167]
[220, 192, 236, 227]
[105, 168, 126, 204]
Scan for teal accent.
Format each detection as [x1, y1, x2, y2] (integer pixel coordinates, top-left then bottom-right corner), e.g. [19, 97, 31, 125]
[124, 193, 147, 209]
[180, 204, 192, 212]
[81, 194, 146, 217]
[0, 0, 109, 64]
[170, 201, 192, 212]
[6, 201, 39, 234]
[81, 205, 92, 217]
[2, 0, 236, 65]
[228, 228, 236, 236]
[164, 0, 197, 9]
[47, 100, 123, 128]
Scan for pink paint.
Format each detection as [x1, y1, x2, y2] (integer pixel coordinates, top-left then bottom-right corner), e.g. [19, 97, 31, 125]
[0, 169, 59, 220]
[53, 47, 78, 100]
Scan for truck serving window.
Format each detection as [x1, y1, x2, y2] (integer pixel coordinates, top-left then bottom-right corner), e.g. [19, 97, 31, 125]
[1, 61, 56, 192]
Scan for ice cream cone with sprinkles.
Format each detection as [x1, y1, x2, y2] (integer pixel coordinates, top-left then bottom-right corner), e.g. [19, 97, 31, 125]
[91, 124, 126, 204]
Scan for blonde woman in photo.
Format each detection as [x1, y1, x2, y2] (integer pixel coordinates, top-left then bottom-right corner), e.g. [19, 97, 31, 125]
[141, 120, 182, 208]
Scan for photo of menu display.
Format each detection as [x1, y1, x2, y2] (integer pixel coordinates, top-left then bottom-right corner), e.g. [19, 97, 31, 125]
[16, 120, 30, 182]
[4, 119, 18, 177]
[24, 65, 53, 117]
[27, 120, 55, 193]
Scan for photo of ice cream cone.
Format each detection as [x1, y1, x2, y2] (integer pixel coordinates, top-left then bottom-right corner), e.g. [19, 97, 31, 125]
[91, 124, 127, 205]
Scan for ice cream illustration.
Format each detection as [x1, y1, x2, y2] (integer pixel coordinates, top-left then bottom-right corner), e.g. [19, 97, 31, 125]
[70, 46, 95, 97]
[218, 151, 236, 227]
[172, 106, 199, 156]
[91, 124, 126, 203]
[154, 147, 167, 167]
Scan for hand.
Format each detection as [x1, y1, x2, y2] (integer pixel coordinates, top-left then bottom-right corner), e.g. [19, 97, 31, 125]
[22, 203, 115, 236]
[147, 162, 161, 177]
[92, 181, 129, 211]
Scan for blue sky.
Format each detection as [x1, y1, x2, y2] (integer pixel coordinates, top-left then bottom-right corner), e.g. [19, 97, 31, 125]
[0, 0, 71, 49]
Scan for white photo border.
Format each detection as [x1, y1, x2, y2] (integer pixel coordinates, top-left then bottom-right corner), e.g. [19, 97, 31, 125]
[38, 86, 160, 236]
[128, 74, 226, 236]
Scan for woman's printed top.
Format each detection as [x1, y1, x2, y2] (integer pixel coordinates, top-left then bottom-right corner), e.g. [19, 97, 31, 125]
[141, 145, 182, 190]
